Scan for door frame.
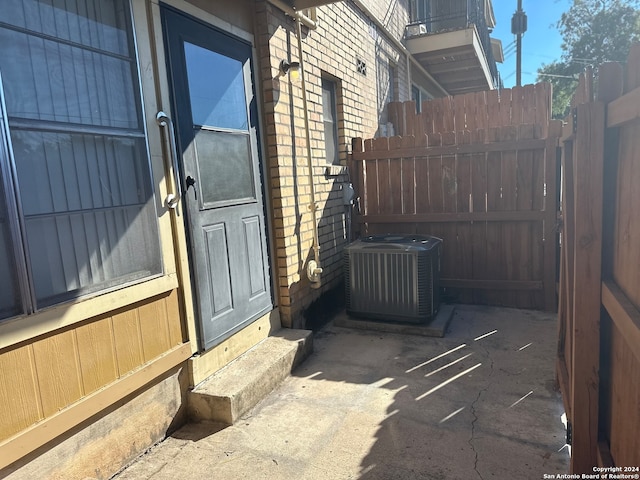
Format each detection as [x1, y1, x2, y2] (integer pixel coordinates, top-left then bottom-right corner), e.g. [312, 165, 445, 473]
[158, 2, 276, 351]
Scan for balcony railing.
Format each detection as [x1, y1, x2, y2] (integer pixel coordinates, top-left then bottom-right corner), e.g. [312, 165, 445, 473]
[406, 0, 500, 89]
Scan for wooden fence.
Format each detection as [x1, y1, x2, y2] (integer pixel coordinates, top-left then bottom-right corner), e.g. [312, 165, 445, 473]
[350, 84, 560, 310]
[557, 46, 640, 473]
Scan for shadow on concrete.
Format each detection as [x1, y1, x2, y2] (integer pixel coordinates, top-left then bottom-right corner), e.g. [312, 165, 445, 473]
[289, 305, 569, 479]
[111, 305, 569, 480]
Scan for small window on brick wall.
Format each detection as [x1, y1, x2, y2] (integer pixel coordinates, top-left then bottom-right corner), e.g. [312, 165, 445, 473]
[321, 77, 340, 165]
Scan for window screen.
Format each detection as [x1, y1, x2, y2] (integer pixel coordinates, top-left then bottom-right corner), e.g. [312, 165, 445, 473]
[0, 0, 161, 314]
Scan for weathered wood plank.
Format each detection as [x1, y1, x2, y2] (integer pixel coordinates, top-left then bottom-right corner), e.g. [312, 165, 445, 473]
[485, 128, 504, 304]
[373, 137, 398, 214]
[441, 279, 543, 290]
[510, 86, 524, 126]
[442, 96, 455, 133]
[433, 97, 445, 133]
[471, 128, 488, 304]
[455, 131, 473, 302]
[499, 88, 512, 127]
[598, 62, 624, 104]
[570, 101, 605, 475]
[607, 86, 640, 128]
[602, 281, 640, 365]
[613, 122, 640, 308]
[422, 99, 434, 135]
[522, 84, 536, 124]
[556, 355, 572, 418]
[351, 138, 547, 161]
[535, 83, 552, 138]
[358, 211, 546, 224]
[351, 138, 365, 235]
[388, 102, 401, 135]
[427, 133, 444, 213]
[516, 126, 535, 308]
[399, 136, 416, 215]
[415, 133, 430, 215]
[406, 102, 418, 136]
[625, 43, 640, 93]
[543, 122, 562, 311]
[608, 324, 640, 466]
[500, 127, 519, 306]
[454, 95, 466, 131]
[486, 90, 500, 129]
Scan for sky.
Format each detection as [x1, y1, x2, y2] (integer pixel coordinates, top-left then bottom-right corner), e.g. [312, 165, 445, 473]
[492, 0, 573, 88]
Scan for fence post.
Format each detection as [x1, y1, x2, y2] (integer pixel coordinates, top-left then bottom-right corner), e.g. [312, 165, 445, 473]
[351, 138, 364, 239]
[543, 120, 562, 311]
[570, 100, 605, 475]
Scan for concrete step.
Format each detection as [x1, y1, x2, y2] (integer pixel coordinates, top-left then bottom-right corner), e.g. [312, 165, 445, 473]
[187, 329, 313, 425]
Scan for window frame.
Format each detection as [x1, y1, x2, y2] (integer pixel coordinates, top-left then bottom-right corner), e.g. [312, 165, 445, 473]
[0, 0, 163, 320]
[321, 76, 340, 166]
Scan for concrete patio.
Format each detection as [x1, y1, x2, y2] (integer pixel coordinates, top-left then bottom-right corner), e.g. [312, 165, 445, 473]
[112, 304, 569, 480]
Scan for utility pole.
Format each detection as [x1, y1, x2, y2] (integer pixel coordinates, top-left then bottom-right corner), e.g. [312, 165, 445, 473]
[511, 0, 527, 86]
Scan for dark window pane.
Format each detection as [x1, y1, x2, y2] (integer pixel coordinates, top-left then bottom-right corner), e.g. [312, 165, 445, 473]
[0, 28, 139, 129]
[2, 0, 131, 56]
[25, 205, 161, 305]
[193, 129, 255, 205]
[184, 42, 249, 130]
[12, 132, 150, 216]
[11, 131, 160, 305]
[322, 78, 339, 165]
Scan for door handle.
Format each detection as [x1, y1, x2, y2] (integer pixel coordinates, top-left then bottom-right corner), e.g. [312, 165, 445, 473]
[185, 175, 197, 200]
[156, 111, 182, 210]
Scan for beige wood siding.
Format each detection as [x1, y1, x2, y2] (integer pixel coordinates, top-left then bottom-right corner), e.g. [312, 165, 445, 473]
[0, 289, 183, 442]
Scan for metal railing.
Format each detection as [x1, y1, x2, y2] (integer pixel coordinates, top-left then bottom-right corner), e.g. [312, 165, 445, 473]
[406, 0, 500, 88]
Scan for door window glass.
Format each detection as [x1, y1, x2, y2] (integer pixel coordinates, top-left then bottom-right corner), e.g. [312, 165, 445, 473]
[184, 42, 248, 130]
[193, 129, 255, 205]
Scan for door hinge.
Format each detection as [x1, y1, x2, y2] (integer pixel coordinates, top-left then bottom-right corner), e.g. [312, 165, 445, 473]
[572, 108, 578, 134]
[566, 421, 572, 446]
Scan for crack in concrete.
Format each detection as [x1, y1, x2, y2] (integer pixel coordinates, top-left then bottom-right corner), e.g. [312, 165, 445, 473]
[468, 346, 494, 480]
[499, 367, 525, 376]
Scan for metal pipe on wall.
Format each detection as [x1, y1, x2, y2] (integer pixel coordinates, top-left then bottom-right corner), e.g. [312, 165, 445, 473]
[265, 0, 322, 285]
[294, 15, 323, 287]
[268, 0, 318, 29]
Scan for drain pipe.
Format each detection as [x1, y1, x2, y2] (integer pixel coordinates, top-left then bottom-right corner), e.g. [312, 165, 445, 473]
[294, 16, 323, 288]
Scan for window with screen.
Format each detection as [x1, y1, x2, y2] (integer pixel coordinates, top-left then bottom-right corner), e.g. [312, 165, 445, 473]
[0, 0, 162, 317]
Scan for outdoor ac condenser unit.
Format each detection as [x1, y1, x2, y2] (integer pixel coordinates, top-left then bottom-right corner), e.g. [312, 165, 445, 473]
[344, 235, 442, 324]
[406, 23, 428, 37]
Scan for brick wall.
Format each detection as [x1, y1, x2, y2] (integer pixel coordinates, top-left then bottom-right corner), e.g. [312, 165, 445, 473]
[256, 1, 413, 327]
